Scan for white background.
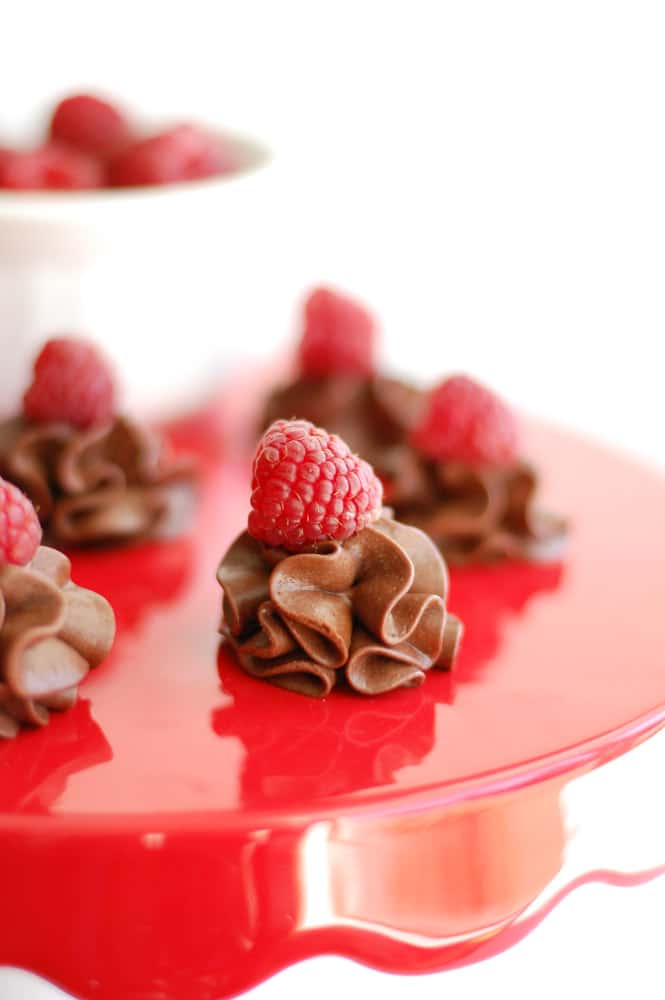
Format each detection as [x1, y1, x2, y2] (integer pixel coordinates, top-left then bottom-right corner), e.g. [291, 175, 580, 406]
[1, 0, 664, 467]
[1, 2, 664, 998]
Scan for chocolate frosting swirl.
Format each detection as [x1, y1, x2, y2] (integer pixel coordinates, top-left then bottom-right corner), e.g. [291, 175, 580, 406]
[217, 515, 462, 698]
[0, 546, 116, 739]
[0, 416, 195, 546]
[262, 374, 567, 566]
[393, 459, 568, 565]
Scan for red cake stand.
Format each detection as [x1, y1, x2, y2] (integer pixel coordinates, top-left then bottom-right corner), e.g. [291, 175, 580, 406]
[1, 415, 665, 1000]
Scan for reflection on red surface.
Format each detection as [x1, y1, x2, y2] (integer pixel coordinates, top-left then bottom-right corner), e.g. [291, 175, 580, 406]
[0, 699, 111, 813]
[72, 535, 196, 631]
[0, 411, 664, 999]
[325, 774, 566, 939]
[450, 560, 564, 683]
[214, 659, 445, 802]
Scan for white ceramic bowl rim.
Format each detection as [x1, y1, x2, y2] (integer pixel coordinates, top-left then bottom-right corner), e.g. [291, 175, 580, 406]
[0, 127, 272, 221]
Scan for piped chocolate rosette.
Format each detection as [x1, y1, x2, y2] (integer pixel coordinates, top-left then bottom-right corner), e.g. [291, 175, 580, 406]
[217, 418, 462, 698]
[262, 287, 424, 471]
[262, 288, 566, 565]
[0, 477, 115, 739]
[393, 375, 568, 564]
[0, 337, 195, 546]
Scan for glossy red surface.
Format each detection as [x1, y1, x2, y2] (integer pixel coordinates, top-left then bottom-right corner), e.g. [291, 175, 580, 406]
[1, 413, 664, 999]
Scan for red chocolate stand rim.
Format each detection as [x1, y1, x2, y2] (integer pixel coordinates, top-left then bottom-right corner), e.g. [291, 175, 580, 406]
[1, 706, 664, 833]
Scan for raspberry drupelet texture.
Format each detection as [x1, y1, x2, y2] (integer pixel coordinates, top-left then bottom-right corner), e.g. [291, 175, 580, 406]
[50, 94, 132, 159]
[23, 337, 116, 429]
[248, 419, 383, 551]
[298, 287, 377, 378]
[0, 478, 42, 566]
[411, 375, 519, 466]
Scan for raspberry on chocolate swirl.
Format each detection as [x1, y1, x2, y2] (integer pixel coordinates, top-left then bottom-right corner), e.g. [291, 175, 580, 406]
[0, 479, 115, 739]
[262, 287, 426, 482]
[399, 375, 567, 565]
[0, 337, 195, 547]
[263, 373, 425, 479]
[262, 287, 565, 565]
[217, 418, 462, 698]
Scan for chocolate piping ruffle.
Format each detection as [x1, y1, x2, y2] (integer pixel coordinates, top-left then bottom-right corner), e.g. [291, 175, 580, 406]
[0, 416, 194, 546]
[217, 516, 462, 698]
[397, 460, 568, 565]
[262, 375, 566, 565]
[0, 547, 115, 739]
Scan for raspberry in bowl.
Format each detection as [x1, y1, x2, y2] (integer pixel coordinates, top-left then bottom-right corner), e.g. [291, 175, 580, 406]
[1, 92, 236, 192]
[0, 91, 272, 421]
[49, 94, 134, 161]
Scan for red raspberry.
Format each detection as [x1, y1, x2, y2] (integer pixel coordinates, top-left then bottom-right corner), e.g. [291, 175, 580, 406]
[0, 143, 102, 190]
[411, 375, 519, 466]
[50, 94, 132, 159]
[107, 124, 229, 187]
[298, 287, 377, 377]
[23, 337, 116, 429]
[0, 478, 42, 566]
[248, 419, 383, 551]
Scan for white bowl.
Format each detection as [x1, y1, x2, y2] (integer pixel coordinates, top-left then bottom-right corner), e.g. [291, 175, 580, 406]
[0, 128, 272, 419]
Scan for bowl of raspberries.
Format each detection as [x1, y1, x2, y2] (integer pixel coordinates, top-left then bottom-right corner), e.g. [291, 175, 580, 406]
[0, 92, 272, 421]
[0, 92, 266, 192]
